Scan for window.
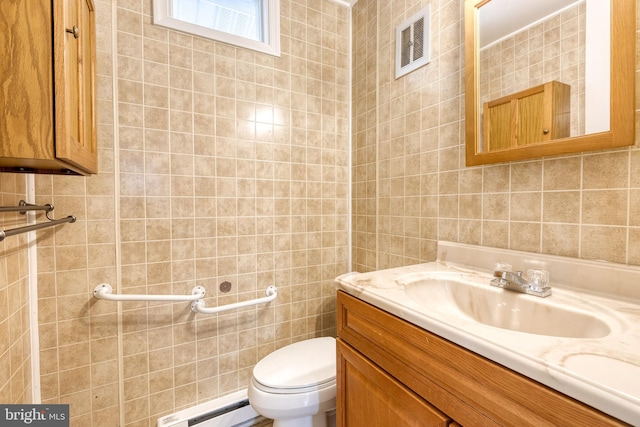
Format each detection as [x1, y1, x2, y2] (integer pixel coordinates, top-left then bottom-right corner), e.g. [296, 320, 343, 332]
[153, 0, 280, 56]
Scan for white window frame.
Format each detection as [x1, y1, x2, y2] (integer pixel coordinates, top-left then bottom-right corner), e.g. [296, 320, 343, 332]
[153, 0, 281, 57]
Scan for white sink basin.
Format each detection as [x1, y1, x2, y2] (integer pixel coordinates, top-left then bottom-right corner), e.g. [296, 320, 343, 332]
[402, 272, 611, 339]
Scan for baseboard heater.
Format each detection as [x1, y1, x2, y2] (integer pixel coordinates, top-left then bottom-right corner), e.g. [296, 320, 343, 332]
[157, 389, 266, 427]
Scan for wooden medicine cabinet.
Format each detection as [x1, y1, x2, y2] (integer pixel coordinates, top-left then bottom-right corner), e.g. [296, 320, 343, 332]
[0, 0, 98, 175]
[483, 81, 570, 152]
[465, 0, 635, 166]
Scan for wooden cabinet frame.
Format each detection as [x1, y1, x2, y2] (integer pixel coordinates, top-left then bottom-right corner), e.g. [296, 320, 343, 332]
[464, 0, 635, 166]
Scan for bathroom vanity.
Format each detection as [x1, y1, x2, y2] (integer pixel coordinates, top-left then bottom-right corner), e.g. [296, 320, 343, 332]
[335, 242, 640, 426]
[337, 292, 624, 426]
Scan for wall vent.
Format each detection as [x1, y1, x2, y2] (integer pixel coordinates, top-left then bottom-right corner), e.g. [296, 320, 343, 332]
[395, 5, 431, 79]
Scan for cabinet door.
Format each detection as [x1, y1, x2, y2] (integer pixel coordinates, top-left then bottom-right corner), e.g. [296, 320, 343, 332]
[54, 0, 98, 173]
[483, 101, 512, 151]
[515, 90, 546, 146]
[337, 339, 450, 427]
[0, 0, 55, 160]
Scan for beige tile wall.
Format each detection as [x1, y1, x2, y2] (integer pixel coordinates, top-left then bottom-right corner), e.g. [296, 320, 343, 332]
[352, 0, 640, 273]
[0, 175, 31, 405]
[32, 0, 350, 426]
[2, 0, 640, 424]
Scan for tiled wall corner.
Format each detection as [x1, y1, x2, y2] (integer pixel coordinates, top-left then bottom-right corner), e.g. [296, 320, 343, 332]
[0, 175, 31, 405]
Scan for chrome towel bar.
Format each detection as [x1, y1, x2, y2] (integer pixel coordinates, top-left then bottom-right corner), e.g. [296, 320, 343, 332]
[0, 215, 76, 241]
[0, 200, 54, 214]
[0, 200, 75, 242]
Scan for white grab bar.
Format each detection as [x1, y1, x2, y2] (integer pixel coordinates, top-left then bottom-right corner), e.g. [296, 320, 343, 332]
[93, 283, 206, 302]
[191, 285, 277, 314]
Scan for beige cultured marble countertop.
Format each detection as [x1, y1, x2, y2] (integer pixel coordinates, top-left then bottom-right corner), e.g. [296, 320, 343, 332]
[335, 242, 640, 425]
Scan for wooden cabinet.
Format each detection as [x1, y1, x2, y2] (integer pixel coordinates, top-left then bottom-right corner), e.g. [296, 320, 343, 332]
[336, 291, 628, 427]
[0, 0, 97, 175]
[338, 340, 450, 427]
[483, 81, 570, 152]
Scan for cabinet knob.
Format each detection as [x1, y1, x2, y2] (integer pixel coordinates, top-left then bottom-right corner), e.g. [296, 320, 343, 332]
[66, 26, 80, 39]
[542, 129, 549, 135]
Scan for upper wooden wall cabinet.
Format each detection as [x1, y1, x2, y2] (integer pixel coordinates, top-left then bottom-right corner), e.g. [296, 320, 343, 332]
[483, 81, 570, 152]
[0, 0, 98, 175]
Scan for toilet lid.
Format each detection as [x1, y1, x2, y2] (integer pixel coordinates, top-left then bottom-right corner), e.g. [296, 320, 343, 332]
[253, 337, 336, 390]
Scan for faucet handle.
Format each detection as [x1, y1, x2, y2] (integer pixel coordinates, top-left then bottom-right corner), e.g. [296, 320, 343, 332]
[526, 269, 549, 290]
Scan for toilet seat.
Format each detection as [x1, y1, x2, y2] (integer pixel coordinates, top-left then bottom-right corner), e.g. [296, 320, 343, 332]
[252, 337, 336, 394]
[252, 376, 336, 394]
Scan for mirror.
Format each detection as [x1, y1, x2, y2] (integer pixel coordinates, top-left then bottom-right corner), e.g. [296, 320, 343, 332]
[464, 0, 635, 166]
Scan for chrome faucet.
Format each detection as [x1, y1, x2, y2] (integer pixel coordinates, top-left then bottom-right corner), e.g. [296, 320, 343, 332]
[490, 263, 552, 297]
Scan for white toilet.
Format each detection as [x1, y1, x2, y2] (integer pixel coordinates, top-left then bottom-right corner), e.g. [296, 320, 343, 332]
[248, 337, 337, 427]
